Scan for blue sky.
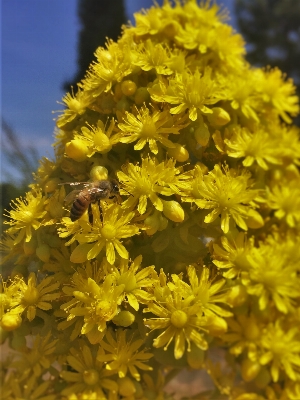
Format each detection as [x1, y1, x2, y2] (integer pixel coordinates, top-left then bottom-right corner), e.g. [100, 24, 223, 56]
[1, 0, 236, 182]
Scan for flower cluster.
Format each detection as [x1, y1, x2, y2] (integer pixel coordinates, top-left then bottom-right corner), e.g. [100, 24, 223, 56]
[1, 1, 300, 399]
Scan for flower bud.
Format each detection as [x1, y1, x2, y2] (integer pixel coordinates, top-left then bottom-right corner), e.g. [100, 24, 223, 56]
[112, 311, 135, 327]
[121, 80, 137, 96]
[65, 139, 89, 162]
[116, 96, 131, 112]
[206, 315, 227, 336]
[90, 165, 108, 181]
[1, 313, 22, 331]
[167, 143, 189, 162]
[226, 284, 248, 307]
[207, 107, 231, 126]
[244, 317, 260, 341]
[162, 200, 185, 222]
[36, 243, 51, 263]
[134, 87, 150, 105]
[246, 209, 264, 229]
[254, 367, 271, 389]
[194, 124, 210, 146]
[145, 210, 168, 235]
[241, 358, 261, 382]
[118, 377, 136, 397]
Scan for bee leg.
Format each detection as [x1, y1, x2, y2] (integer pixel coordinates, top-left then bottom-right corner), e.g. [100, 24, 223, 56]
[88, 203, 93, 224]
[98, 201, 104, 226]
[110, 194, 120, 205]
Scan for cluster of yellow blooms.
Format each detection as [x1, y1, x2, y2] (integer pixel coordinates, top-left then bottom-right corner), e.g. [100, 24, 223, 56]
[1, 1, 300, 399]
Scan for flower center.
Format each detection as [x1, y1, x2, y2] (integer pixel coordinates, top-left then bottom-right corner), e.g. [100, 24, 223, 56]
[94, 130, 111, 152]
[171, 310, 188, 328]
[68, 98, 82, 112]
[118, 272, 137, 292]
[141, 117, 156, 137]
[83, 369, 99, 385]
[101, 224, 117, 240]
[22, 210, 34, 223]
[96, 300, 112, 317]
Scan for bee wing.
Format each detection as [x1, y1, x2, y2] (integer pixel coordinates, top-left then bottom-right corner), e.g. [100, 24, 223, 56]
[58, 181, 91, 187]
[64, 189, 82, 204]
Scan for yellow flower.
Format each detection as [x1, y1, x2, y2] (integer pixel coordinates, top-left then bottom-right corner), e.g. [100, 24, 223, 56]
[257, 67, 299, 123]
[184, 265, 232, 319]
[144, 273, 208, 360]
[9, 272, 60, 322]
[176, 22, 245, 72]
[82, 40, 133, 97]
[97, 329, 153, 381]
[223, 314, 261, 359]
[268, 178, 300, 228]
[192, 164, 263, 233]
[0, 275, 24, 318]
[149, 67, 225, 121]
[59, 203, 140, 265]
[4, 190, 47, 244]
[61, 274, 124, 344]
[224, 124, 283, 170]
[132, 39, 174, 75]
[42, 242, 77, 283]
[242, 241, 300, 314]
[3, 0, 300, 396]
[56, 88, 92, 129]
[60, 344, 118, 398]
[107, 255, 155, 310]
[76, 118, 119, 157]
[2, 372, 56, 400]
[259, 320, 300, 382]
[131, 1, 177, 37]
[212, 232, 254, 279]
[221, 71, 261, 121]
[117, 157, 189, 214]
[117, 105, 186, 154]
[11, 332, 58, 379]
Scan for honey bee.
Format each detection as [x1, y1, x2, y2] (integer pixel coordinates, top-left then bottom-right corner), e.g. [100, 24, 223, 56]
[61, 179, 120, 223]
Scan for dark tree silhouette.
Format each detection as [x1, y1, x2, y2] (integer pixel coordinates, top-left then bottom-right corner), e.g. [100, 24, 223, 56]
[235, 0, 300, 86]
[64, 0, 127, 91]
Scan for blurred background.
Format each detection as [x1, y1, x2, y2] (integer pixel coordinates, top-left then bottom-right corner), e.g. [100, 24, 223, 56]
[1, 0, 299, 230]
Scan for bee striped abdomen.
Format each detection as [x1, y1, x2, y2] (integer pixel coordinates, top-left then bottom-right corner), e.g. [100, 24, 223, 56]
[70, 193, 89, 221]
[63, 179, 120, 223]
